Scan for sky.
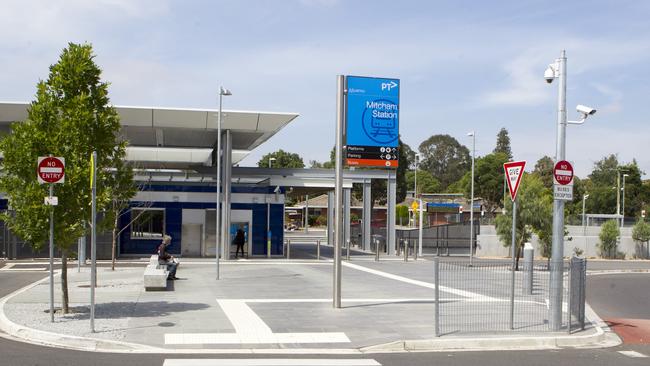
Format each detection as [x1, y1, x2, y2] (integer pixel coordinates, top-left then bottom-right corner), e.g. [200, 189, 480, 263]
[1, 0, 649, 178]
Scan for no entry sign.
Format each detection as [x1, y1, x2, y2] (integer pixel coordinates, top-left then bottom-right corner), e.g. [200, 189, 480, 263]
[37, 156, 65, 184]
[553, 160, 573, 185]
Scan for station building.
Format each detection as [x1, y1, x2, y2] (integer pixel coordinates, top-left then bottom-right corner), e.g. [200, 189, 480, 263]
[0, 102, 398, 259]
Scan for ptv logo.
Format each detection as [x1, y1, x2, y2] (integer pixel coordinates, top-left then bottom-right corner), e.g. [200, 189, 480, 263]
[381, 81, 398, 91]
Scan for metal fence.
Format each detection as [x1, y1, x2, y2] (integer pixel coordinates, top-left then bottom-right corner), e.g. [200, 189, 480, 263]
[396, 221, 479, 256]
[432, 256, 587, 335]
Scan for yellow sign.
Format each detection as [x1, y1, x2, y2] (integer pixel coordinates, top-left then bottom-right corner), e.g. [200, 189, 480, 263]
[411, 201, 419, 211]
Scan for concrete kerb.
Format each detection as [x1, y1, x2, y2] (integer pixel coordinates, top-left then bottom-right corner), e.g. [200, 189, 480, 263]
[0, 264, 621, 354]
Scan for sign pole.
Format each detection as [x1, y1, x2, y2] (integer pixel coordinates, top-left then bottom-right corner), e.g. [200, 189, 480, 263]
[90, 151, 97, 333]
[509, 199, 517, 330]
[49, 182, 54, 323]
[333, 75, 344, 309]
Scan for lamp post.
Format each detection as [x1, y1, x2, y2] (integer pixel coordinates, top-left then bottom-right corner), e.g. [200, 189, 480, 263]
[414, 153, 418, 228]
[216, 86, 232, 280]
[467, 131, 475, 266]
[544, 50, 596, 330]
[622, 173, 629, 227]
[582, 194, 589, 227]
[269, 157, 276, 168]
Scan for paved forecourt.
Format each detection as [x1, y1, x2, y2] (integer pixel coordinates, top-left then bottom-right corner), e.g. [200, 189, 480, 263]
[0, 257, 599, 351]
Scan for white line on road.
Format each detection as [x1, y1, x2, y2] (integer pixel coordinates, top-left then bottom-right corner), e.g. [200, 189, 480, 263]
[163, 359, 381, 366]
[165, 300, 350, 345]
[341, 261, 497, 300]
[618, 350, 648, 358]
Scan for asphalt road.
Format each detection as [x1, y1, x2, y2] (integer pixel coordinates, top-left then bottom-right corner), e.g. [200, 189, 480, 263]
[0, 261, 649, 365]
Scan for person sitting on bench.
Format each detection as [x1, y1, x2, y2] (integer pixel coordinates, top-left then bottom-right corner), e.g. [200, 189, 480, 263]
[157, 235, 179, 280]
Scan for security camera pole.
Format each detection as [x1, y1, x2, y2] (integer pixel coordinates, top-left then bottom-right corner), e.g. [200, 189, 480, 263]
[549, 50, 567, 331]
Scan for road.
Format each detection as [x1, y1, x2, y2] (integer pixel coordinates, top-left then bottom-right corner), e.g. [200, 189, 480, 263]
[0, 261, 648, 365]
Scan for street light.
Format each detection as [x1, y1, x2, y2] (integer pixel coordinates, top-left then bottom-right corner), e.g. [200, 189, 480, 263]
[216, 86, 232, 280]
[269, 157, 276, 168]
[582, 194, 589, 227]
[467, 131, 475, 266]
[622, 173, 629, 227]
[545, 50, 597, 330]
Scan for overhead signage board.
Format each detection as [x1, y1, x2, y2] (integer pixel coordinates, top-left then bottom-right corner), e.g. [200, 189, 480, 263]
[504, 161, 526, 201]
[345, 75, 400, 168]
[37, 156, 65, 184]
[553, 160, 574, 201]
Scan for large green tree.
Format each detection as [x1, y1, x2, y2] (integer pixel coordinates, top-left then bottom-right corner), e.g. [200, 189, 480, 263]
[495, 174, 553, 268]
[0, 43, 129, 313]
[406, 170, 440, 194]
[258, 149, 305, 168]
[461, 152, 510, 212]
[493, 127, 512, 159]
[418, 134, 470, 190]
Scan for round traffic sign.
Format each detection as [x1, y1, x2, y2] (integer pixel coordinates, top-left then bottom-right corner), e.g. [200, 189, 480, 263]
[38, 156, 65, 184]
[553, 160, 573, 185]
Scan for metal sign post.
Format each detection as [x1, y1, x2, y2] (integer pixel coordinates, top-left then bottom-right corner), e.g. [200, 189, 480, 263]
[90, 151, 97, 333]
[37, 156, 65, 323]
[333, 75, 344, 309]
[503, 160, 526, 331]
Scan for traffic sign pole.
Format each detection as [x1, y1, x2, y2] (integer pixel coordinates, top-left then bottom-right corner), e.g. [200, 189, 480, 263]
[333, 75, 344, 309]
[49, 182, 54, 322]
[509, 199, 517, 330]
[90, 151, 97, 333]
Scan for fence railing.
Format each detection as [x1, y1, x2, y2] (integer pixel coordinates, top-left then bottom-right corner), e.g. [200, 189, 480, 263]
[431, 257, 587, 335]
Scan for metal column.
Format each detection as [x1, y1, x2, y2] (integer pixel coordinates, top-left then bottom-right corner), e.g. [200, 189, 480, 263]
[327, 191, 335, 247]
[333, 75, 344, 308]
[362, 180, 372, 251]
[221, 130, 232, 260]
[387, 170, 397, 256]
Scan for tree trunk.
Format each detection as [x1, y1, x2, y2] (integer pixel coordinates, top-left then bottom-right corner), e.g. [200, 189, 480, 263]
[60, 249, 69, 314]
[111, 211, 118, 271]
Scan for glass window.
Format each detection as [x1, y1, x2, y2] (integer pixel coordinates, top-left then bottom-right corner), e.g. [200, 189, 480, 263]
[130, 208, 165, 239]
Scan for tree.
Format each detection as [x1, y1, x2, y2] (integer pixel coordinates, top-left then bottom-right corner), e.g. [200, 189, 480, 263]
[532, 156, 554, 188]
[0, 43, 127, 314]
[598, 220, 620, 258]
[258, 149, 305, 168]
[396, 138, 410, 203]
[418, 134, 470, 190]
[493, 127, 512, 159]
[395, 205, 409, 226]
[462, 152, 510, 212]
[406, 170, 440, 194]
[632, 218, 650, 258]
[495, 174, 552, 268]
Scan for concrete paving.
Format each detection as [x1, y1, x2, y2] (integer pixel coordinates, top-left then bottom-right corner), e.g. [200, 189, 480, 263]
[0, 255, 612, 353]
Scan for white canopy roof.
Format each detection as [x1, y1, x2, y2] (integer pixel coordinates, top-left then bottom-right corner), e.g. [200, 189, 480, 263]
[0, 102, 299, 167]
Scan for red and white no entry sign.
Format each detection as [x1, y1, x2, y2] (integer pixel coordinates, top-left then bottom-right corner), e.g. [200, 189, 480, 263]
[37, 156, 65, 184]
[553, 160, 573, 185]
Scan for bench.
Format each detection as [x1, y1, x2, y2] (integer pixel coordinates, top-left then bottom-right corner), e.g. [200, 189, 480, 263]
[143, 255, 169, 291]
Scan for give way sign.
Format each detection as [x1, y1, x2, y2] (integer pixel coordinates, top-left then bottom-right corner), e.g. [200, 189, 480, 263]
[503, 161, 526, 201]
[37, 156, 65, 184]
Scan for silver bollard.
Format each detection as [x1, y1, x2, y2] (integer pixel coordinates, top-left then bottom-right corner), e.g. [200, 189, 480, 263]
[287, 239, 291, 259]
[522, 242, 534, 295]
[375, 238, 380, 261]
[317, 239, 321, 260]
[346, 240, 350, 260]
[404, 239, 408, 262]
[413, 239, 418, 261]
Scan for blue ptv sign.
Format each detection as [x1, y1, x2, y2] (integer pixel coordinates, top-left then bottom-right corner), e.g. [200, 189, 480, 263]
[345, 76, 400, 168]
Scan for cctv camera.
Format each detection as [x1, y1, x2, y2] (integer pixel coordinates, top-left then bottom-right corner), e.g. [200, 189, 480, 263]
[576, 105, 596, 116]
[544, 66, 555, 83]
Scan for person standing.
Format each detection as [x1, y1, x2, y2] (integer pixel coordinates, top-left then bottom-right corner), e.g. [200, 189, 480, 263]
[234, 226, 246, 258]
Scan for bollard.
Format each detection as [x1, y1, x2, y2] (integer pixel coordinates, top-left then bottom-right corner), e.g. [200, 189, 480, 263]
[375, 238, 380, 261]
[317, 239, 321, 260]
[413, 239, 418, 261]
[346, 239, 350, 260]
[522, 242, 534, 295]
[287, 239, 291, 259]
[404, 239, 408, 262]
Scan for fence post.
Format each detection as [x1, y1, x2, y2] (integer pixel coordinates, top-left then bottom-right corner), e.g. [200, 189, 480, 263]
[434, 256, 440, 336]
[568, 256, 574, 334]
[580, 258, 587, 330]
[317, 239, 321, 260]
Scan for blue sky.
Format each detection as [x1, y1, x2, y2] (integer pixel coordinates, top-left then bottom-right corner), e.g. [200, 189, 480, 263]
[1, 0, 649, 177]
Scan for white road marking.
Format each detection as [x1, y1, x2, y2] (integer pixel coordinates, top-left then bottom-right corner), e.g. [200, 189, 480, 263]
[163, 359, 381, 366]
[165, 300, 349, 345]
[0, 267, 47, 272]
[342, 261, 496, 300]
[618, 350, 648, 358]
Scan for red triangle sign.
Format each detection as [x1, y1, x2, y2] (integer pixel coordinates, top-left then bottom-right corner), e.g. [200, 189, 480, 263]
[503, 161, 526, 201]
